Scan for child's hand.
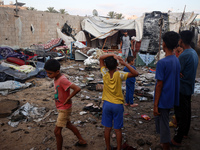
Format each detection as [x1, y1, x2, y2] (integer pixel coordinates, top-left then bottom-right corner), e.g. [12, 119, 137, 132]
[63, 99, 72, 105]
[118, 56, 126, 66]
[153, 106, 160, 116]
[113, 54, 119, 60]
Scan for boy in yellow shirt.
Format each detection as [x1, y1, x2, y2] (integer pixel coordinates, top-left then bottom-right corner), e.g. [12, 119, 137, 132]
[100, 54, 139, 150]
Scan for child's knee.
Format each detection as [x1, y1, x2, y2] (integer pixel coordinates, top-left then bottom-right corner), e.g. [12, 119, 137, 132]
[54, 127, 62, 137]
[114, 128, 122, 133]
[105, 127, 112, 131]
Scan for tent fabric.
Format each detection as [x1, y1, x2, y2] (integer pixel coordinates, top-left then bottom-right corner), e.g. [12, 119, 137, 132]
[169, 12, 197, 32]
[75, 31, 87, 41]
[81, 16, 143, 40]
[57, 28, 74, 46]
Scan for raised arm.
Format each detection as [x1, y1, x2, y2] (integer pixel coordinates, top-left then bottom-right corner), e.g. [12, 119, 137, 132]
[118, 56, 139, 77]
[99, 53, 118, 68]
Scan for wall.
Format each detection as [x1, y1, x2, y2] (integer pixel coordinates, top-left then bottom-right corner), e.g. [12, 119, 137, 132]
[0, 7, 85, 47]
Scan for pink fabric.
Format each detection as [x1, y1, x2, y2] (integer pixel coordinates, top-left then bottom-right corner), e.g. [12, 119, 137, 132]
[33, 38, 62, 50]
[54, 75, 72, 110]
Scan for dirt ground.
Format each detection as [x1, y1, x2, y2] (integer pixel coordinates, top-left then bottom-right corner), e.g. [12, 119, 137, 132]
[0, 54, 200, 150]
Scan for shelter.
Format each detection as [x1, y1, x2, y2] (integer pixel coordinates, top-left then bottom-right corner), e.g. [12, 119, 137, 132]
[81, 16, 144, 49]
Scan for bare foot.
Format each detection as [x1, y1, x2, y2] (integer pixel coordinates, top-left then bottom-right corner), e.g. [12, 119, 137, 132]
[130, 103, 138, 107]
[78, 139, 87, 145]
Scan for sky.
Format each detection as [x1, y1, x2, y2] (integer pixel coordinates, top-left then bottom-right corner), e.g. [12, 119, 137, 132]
[3, 0, 200, 18]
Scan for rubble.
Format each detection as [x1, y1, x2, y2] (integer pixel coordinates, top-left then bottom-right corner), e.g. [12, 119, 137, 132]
[8, 102, 47, 127]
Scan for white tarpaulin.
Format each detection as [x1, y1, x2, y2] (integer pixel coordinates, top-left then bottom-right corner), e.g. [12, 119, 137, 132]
[169, 12, 197, 32]
[57, 28, 74, 46]
[75, 31, 87, 41]
[81, 16, 143, 40]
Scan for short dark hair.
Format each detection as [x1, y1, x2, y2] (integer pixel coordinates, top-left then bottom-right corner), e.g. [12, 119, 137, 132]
[162, 31, 180, 50]
[124, 30, 128, 33]
[180, 30, 194, 45]
[104, 56, 117, 70]
[127, 56, 135, 63]
[44, 59, 60, 72]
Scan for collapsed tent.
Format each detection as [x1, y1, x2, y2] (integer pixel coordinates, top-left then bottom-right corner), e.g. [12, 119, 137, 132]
[169, 12, 197, 33]
[81, 16, 144, 48]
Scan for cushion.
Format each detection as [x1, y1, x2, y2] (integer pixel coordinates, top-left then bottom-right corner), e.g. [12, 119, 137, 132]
[7, 57, 29, 66]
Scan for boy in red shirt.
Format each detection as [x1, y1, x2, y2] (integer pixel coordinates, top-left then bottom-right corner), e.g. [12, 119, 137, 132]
[44, 59, 87, 150]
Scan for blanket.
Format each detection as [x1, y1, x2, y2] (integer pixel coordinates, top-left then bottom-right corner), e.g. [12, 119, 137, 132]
[0, 47, 28, 60]
[31, 38, 63, 51]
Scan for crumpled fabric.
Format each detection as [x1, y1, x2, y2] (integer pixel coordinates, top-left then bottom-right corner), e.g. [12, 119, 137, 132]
[10, 65, 36, 73]
[0, 46, 28, 60]
[0, 80, 32, 95]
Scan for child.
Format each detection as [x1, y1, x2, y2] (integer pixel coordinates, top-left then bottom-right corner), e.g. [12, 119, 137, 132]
[99, 54, 139, 150]
[44, 59, 87, 150]
[120, 30, 133, 60]
[172, 30, 199, 146]
[153, 31, 180, 150]
[123, 56, 138, 107]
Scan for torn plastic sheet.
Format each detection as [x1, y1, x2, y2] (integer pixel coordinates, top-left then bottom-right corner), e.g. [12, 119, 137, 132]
[33, 109, 56, 123]
[8, 102, 47, 127]
[84, 56, 99, 66]
[74, 41, 87, 48]
[0, 81, 32, 95]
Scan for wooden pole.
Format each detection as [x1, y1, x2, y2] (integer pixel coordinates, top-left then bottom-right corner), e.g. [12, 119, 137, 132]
[91, 30, 115, 41]
[102, 37, 108, 50]
[179, 5, 186, 33]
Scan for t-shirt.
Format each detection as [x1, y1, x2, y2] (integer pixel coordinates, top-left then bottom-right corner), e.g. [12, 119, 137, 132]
[154, 55, 180, 109]
[121, 36, 131, 49]
[54, 74, 72, 110]
[123, 65, 136, 84]
[101, 66, 128, 104]
[179, 48, 199, 95]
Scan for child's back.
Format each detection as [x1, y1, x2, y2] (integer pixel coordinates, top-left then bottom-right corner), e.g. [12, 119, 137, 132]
[99, 54, 138, 150]
[101, 66, 128, 104]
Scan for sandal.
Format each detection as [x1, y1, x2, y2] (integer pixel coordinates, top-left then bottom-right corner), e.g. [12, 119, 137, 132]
[74, 141, 87, 147]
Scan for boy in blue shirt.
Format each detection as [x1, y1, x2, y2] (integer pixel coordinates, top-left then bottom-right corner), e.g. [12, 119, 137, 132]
[171, 30, 199, 146]
[154, 31, 180, 150]
[123, 56, 138, 107]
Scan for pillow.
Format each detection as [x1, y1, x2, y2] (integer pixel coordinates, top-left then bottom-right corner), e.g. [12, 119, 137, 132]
[7, 57, 29, 66]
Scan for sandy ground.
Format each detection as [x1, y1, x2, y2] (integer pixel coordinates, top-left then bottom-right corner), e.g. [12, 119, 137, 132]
[0, 55, 200, 150]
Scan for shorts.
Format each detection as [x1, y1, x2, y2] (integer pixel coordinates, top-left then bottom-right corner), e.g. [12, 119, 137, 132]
[101, 100, 124, 129]
[56, 108, 72, 127]
[155, 108, 170, 143]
